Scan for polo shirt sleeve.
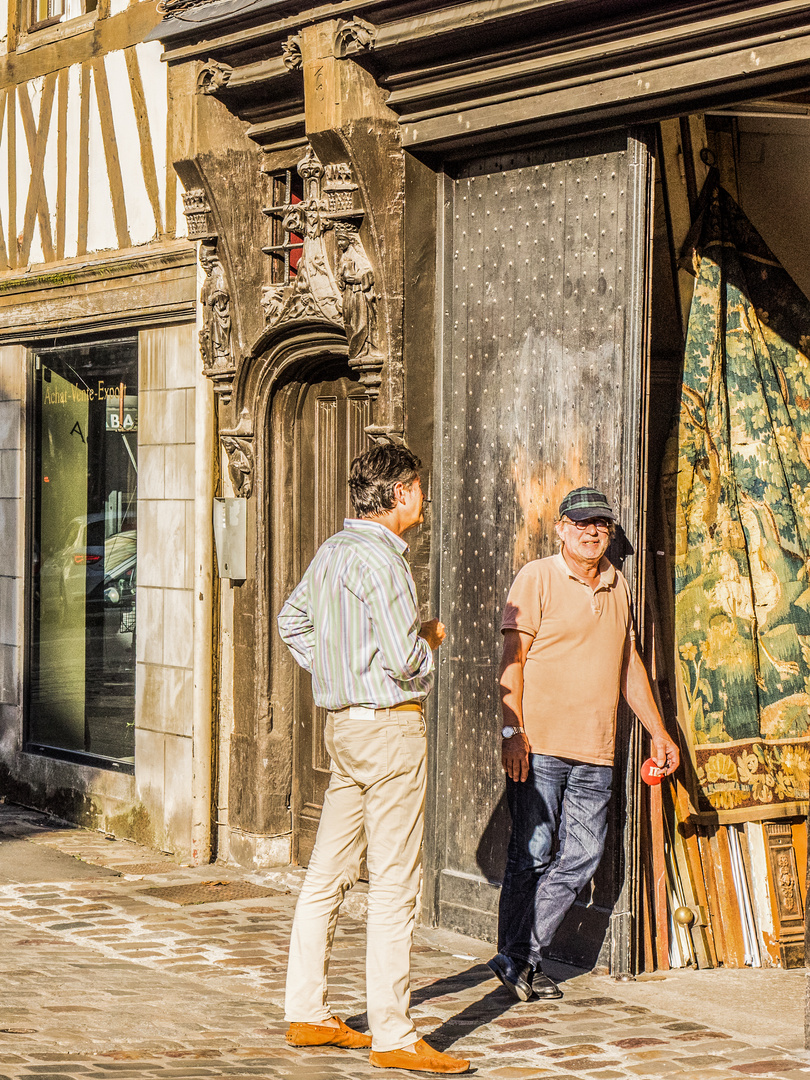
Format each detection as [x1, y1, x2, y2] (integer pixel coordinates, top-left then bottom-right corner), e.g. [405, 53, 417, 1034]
[501, 563, 541, 637]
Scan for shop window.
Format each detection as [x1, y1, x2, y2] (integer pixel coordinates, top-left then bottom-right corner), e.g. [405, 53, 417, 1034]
[263, 169, 304, 285]
[28, 0, 96, 31]
[27, 339, 138, 769]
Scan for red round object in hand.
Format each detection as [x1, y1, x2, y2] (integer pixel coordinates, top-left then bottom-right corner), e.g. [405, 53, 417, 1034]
[641, 758, 667, 786]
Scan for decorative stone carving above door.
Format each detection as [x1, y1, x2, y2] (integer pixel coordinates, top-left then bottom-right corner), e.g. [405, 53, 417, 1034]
[260, 144, 383, 397]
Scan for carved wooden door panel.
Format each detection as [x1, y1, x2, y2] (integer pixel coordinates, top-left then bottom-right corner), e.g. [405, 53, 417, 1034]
[427, 132, 653, 968]
[292, 373, 371, 866]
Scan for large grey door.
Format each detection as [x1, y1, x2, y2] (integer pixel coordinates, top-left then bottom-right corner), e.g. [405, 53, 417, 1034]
[427, 132, 653, 970]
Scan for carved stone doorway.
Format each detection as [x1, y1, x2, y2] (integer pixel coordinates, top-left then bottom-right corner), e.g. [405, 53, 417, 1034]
[286, 365, 371, 866]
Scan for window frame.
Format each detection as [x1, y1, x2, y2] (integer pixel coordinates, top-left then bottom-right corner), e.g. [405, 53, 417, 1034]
[23, 336, 139, 775]
[262, 168, 304, 286]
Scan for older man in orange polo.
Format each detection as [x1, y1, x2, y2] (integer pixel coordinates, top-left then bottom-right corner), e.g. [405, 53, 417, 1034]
[488, 486, 679, 1001]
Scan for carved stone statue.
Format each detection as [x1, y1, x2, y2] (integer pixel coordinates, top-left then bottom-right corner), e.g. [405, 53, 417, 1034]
[261, 147, 343, 327]
[199, 241, 233, 373]
[260, 145, 384, 398]
[335, 220, 378, 360]
[221, 436, 254, 498]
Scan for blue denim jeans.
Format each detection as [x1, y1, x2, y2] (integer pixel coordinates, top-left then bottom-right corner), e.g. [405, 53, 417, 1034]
[498, 753, 613, 968]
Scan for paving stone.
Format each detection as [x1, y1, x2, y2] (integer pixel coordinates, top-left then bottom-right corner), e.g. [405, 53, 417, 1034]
[0, 804, 806, 1080]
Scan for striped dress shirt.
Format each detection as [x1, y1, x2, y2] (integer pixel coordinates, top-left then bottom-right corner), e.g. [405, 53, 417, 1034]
[277, 518, 435, 709]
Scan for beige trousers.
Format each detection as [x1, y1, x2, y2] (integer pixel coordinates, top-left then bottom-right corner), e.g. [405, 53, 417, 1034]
[284, 706, 427, 1053]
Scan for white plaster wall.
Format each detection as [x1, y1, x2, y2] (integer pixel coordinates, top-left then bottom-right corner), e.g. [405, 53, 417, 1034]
[135, 323, 198, 854]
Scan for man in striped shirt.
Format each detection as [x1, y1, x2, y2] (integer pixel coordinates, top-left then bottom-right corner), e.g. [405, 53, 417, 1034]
[278, 443, 469, 1075]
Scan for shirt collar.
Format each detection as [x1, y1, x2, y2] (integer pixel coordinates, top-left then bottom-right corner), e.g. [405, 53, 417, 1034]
[555, 551, 616, 589]
[343, 517, 410, 555]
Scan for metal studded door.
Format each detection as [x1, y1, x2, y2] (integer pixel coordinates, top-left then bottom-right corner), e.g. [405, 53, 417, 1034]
[427, 132, 653, 969]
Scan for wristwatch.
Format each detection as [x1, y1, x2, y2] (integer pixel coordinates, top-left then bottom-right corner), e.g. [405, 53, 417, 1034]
[501, 726, 525, 739]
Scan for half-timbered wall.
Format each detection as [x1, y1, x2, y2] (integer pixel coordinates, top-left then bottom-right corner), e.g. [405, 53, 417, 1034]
[0, 0, 202, 856]
[0, 38, 181, 268]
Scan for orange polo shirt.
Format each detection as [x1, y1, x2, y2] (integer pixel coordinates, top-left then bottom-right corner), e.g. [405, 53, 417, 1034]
[501, 553, 634, 766]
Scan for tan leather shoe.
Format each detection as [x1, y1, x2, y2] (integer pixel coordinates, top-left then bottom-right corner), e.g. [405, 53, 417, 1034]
[369, 1038, 470, 1073]
[286, 1017, 371, 1049]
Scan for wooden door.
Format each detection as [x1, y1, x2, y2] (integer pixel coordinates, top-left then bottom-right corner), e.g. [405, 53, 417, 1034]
[427, 132, 653, 970]
[292, 372, 371, 866]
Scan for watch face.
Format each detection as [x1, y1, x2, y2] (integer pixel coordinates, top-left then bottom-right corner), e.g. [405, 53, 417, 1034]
[501, 726, 515, 739]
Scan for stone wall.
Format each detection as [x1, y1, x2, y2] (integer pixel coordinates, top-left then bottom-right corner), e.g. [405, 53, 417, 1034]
[0, 326, 202, 857]
[135, 323, 198, 853]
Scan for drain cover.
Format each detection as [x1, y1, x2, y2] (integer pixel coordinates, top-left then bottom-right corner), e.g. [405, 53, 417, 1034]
[118, 863, 178, 875]
[140, 881, 279, 905]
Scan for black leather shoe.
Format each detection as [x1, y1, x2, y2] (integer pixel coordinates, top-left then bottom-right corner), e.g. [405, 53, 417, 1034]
[531, 966, 563, 999]
[486, 952, 533, 1001]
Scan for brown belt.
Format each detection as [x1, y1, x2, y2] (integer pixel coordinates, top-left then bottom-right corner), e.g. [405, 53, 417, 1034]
[331, 702, 423, 718]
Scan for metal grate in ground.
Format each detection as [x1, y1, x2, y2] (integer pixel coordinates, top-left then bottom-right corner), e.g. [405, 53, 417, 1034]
[139, 881, 281, 905]
[116, 863, 181, 875]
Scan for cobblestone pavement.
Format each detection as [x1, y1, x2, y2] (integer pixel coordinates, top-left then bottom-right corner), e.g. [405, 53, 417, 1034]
[0, 802, 808, 1080]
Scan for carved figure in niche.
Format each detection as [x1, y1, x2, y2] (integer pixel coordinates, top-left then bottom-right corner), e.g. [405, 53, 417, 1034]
[334, 220, 379, 360]
[199, 242, 233, 372]
[222, 436, 254, 498]
[261, 147, 343, 328]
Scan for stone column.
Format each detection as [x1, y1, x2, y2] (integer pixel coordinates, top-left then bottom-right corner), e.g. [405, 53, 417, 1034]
[298, 18, 406, 439]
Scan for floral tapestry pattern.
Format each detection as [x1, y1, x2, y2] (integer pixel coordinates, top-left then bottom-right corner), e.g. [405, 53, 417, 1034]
[669, 186, 810, 822]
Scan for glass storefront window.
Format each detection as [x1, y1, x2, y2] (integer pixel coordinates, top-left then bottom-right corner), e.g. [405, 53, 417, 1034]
[28, 339, 138, 768]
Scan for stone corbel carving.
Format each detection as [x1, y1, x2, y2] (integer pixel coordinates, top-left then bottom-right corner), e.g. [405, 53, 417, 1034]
[282, 34, 303, 71]
[182, 188, 216, 242]
[221, 436, 254, 499]
[199, 240, 237, 396]
[197, 59, 233, 95]
[334, 16, 377, 58]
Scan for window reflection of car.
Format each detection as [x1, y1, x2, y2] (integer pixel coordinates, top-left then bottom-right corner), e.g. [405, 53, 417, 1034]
[87, 551, 136, 655]
[39, 517, 136, 619]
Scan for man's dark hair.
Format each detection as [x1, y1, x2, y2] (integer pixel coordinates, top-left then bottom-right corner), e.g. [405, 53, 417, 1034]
[349, 443, 421, 517]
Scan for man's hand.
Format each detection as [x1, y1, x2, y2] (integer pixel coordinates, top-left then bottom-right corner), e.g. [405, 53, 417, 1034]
[419, 618, 446, 650]
[651, 732, 680, 775]
[502, 731, 530, 783]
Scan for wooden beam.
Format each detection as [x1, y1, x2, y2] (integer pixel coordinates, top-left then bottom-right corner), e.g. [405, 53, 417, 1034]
[6, 0, 19, 54]
[697, 826, 727, 965]
[0, 242, 196, 343]
[7, 86, 16, 270]
[18, 74, 56, 266]
[650, 780, 670, 970]
[165, 64, 177, 239]
[0, 91, 9, 270]
[658, 115, 709, 338]
[0, 4, 163, 106]
[77, 62, 90, 258]
[90, 56, 131, 250]
[56, 68, 68, 261]
[400, 32, 810, 152]
[124, 46, 164, 239]
[711, 826, 747, 967]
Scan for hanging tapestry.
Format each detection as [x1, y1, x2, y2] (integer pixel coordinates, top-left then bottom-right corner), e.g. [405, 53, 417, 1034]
[668, 184, 810, 823]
